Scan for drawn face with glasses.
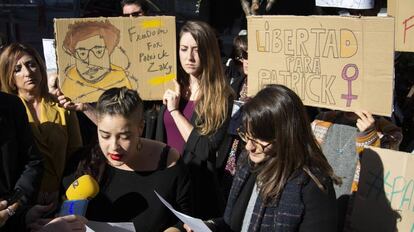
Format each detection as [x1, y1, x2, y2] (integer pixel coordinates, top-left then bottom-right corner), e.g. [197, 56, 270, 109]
[237, 128, 274, 163]
[74, 35, 110, 83]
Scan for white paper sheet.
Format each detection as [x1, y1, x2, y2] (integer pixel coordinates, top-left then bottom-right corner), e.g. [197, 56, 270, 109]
[86, 221, 135, 232]
[315, 0, 374, 9]
[155, 191, 212, 232]
[42, 38, 57, 72]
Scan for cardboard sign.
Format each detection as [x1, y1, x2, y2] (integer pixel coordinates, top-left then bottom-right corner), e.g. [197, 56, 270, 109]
[351, 147, 414, 231]
[316, 0, 374, 9]
[54, 16, 176, 102]
[247, 16, 394, 116]
[388, 0, 414, 52]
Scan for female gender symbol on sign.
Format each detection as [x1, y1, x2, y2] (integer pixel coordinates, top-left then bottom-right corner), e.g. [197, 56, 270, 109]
[341, 63, 359, 107]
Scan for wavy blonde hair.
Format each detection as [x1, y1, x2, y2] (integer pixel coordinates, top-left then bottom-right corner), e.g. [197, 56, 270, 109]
[178, 21, 234, 135]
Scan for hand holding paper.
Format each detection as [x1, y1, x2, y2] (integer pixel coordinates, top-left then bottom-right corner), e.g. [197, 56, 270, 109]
[154, 191, 212, 232]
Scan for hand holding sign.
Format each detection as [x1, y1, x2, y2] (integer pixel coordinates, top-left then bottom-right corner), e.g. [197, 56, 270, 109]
[163, 79, 181, 113]
[355, 110, 375, 133]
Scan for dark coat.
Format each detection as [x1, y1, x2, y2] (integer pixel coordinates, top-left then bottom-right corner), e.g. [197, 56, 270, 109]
[0, 92, 43, 231]
[155, 102, 232, 219]
[216, 60, 247, 173]
[211, 163, 338, 232]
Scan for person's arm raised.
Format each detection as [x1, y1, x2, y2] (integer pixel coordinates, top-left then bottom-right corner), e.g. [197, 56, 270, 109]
[55, 90, 97, 125]
[48, 72, 97, 124]
[163, 80, 194, 142]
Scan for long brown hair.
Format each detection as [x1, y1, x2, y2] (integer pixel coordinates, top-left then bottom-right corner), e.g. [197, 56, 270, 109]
[178, 21, 234, 135]
[242, 84, 340, 203]
[0, 43, 50, 100]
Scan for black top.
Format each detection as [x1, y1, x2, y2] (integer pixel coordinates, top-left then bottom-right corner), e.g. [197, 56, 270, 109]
[155, 99, 234, 219]
[63, 146, 192, 232]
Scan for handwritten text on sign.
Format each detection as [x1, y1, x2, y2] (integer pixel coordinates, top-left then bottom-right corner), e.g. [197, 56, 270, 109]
[247, 16, 394, 116]
[359, 147, 414, 232]
[128, 26, 172, 75]
[54, 16, 176, 102]
[388, 0, 414, 52]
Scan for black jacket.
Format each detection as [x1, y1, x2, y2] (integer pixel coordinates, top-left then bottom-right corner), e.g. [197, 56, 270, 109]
[155, 101, 233, 219]
[0, 92, 43, 231]
[216, 60, 247, 173]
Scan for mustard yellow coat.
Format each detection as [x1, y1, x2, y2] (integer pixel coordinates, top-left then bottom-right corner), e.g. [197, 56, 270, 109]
[20, 97, 82, 192]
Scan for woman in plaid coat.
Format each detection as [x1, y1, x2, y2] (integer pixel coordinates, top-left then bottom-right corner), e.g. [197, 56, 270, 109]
[186, 84, 340, 232]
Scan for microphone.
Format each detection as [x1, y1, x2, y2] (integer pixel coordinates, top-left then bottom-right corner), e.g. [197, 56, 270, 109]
[59, 175, 99, 216]
[65, 175, 99, 200]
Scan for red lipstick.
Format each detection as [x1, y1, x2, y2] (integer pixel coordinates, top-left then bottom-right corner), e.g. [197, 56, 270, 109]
[108, 153, 123, 161]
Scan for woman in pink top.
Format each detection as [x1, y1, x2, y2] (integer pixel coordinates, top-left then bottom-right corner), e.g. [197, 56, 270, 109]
[156, 21, 234, 219]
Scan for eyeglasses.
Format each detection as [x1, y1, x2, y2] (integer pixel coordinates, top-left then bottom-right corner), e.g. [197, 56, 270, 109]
[237, 128, 273, 152]
[75, 46, 106, 61]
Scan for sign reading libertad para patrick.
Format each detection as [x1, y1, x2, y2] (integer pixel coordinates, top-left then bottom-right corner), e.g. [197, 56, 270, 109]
[248, 16, 394, 116]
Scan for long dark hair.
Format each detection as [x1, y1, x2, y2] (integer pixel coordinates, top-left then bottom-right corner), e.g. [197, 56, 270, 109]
[242, 84, 340, 203]
[230, 34, 247, 63]
[75, 87, 143, 183]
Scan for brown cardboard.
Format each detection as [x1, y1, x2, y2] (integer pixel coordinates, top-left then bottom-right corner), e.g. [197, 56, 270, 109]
[388, 0, 414, 52]
[351, 147, 414, 231]
[387, 0, 396, 17]
[247, 16, 394, 116]
[54, 16, 176, 102]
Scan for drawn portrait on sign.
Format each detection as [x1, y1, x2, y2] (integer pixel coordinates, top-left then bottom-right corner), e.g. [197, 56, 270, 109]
[62, 20, 132, 102]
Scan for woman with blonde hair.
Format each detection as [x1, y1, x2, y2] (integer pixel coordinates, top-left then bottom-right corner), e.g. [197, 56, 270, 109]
[157, 20, 234, 219]
[0, 43, 82, 205]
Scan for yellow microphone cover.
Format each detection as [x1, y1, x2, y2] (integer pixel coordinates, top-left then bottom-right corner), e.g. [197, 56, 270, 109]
[66, 175, 99, 200]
